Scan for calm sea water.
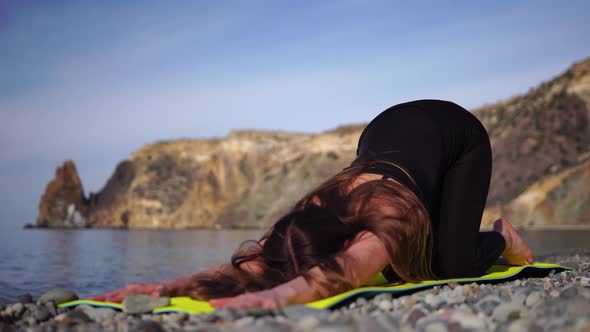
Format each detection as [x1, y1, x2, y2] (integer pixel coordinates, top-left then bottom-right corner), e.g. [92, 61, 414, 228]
[0, 228, 261, 304]
[1, 227, 589, 304]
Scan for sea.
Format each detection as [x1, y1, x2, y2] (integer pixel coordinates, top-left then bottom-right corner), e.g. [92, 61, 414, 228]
[1, 227, 589, 304]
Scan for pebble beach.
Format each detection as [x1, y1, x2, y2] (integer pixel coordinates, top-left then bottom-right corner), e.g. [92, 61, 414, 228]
[2, 251, 589, 332]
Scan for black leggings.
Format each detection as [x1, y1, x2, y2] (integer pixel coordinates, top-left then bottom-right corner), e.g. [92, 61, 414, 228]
[354, 100, 506, 279]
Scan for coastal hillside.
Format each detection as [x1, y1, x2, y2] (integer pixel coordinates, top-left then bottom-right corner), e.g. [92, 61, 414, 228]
[35, 58, 590, 229]
[477, 58, 590, 227]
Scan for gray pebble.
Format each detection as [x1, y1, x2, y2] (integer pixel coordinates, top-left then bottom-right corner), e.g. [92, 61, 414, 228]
[243, 307, 275, 318]
[122, 295, 170, 314]
[447, 282, 460, 289]
[498, 287, 513, 301]
[356, 297, 368, 306]
[403, 306, 427, 328]
[53, 312, 68, 321]
[63, 309, 93, 323]
[17, 293, 33, 304]
[234, 316, 255, 328]
[424, 321, 449, 332]
[23, 315, 37, 326]
[24, 303, 37, 311]
[138, 319, 165, 332]
[328, 311, 342, 322]
[44, 301, 58, 317]
[565, 298, 590, 316]
[377, 300, 392, 312]
[31, 306, 50, 322]
[366, 300, 377, 312]
[357, 305, 370, 315]
[507, 318, 532, 332]
[215, 309, 239, 322]
[200, 312, 220, 323]
[445, 292, 466, 305]
[37, 288, 78, 305]
[546, 316, 570, 331]
[373, 293, 392, 302]
[525, 291, 543, 307]
[282, 304, 323, 319]
[475, 294, 503, 316]
[76, 305, 116, 321]
[316, 322, 355, 332]
[512, 288, 529, 305]
[354, 315, 387, 332]
[492, 302, 524, 321]
[10, 302, 24, 318]
[424, 293, 447, 310]
[163, 312, 187, 325]
[543, 278, 553, 290]
[372, 311, 400, 331]
[254, 318, 292, 332]
[560, 285, 578, 298]
[297, 315, 320, 330]
[451, 310, 486, 330]
[141, 313, 154, 320]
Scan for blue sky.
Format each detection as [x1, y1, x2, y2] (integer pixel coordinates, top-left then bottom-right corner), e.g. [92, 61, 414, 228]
[0, 1, 589, 229]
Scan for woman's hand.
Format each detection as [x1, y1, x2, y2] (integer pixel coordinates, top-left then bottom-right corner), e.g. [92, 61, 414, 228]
[210, 288, 292, 310]
[89, 283, 165, 302]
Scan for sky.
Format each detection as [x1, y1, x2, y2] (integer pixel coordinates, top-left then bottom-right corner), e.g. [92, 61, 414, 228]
[0, 0, 589, 230]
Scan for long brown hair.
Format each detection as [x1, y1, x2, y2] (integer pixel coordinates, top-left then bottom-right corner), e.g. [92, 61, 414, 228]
[174, 161, 435, 300]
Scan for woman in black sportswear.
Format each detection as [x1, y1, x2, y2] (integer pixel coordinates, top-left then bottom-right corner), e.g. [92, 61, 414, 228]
[351, 99, 533, 280]
[92, 100, 534, 309]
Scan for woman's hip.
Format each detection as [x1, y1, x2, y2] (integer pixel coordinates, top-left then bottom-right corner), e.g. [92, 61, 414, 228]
[356, 100, 489, 166]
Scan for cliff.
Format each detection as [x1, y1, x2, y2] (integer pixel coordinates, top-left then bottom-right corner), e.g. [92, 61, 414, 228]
[35, 58, 590, 229]
[476, 58, 590, 227]
[36, 161, 88, 228]
[94, 130, 362, 229]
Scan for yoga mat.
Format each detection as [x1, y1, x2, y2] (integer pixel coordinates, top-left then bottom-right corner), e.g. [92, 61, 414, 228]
[59, 262, 571, 314]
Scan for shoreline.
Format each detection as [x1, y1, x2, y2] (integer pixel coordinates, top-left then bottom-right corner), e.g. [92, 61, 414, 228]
[1, 252, 589, 331]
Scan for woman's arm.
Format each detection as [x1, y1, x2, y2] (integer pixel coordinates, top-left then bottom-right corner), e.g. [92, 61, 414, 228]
[210, 231, 390, 309]
[89, 238, 268, 302]
[89, 264, 230, 302]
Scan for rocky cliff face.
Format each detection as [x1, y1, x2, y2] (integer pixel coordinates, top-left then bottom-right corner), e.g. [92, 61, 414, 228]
[505, 159, 590, 227]
[475, 59, 590, 208]
[35, 58, 590, 229]
[94, 130, 362, 229]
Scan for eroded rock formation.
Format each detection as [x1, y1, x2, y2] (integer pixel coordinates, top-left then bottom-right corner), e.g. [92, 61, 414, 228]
[36, 161, 88, 228]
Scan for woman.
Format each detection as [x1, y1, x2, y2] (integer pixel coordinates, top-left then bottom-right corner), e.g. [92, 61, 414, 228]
[92, 100, 533, 309]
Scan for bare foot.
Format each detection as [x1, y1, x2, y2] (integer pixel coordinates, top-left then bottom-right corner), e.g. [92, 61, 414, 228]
[493, 218, 534, 265]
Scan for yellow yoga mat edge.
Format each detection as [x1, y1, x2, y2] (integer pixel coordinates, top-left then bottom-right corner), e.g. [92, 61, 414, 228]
[304, 262, 571, 309]
[59, 262, 571, 314]
[59, 299, 122, 310]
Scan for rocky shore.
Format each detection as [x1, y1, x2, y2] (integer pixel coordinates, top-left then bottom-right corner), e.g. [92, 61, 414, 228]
[2, 251, 589, 332]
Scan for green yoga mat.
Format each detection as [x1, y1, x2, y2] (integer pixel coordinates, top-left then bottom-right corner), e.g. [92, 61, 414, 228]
[59, 262, 571, 314]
